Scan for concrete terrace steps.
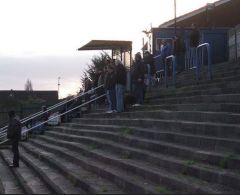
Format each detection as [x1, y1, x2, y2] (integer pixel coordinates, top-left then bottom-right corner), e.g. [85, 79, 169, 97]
[176, 60, 240, 78]
[23, 139, 166, 194]
[0, 149, 51, 194]
[176, 64, 240, 81]
[0, 153, 24, 194]
[73, 117, 240, 140]
[19, 148, 86, 194]
[20, 142, 127, 194]
[89, 103, 240, 114]
[147, 79, 240, 99]
[175, 68, 240, 86]
[82, 110, 240, 125]
[57, 124, 240, 154]
[28, 134, 238, 194]
[39, 129, 240, 193]
[45, 128, 240, 170]
[127, 103, 240, 113]
[146, 94, 240, 104]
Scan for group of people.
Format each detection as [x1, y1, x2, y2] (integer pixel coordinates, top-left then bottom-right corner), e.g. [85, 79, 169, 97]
[81, 24, 201, 112]
[155, 24, 200, 79]
[83, 58, 127, 114]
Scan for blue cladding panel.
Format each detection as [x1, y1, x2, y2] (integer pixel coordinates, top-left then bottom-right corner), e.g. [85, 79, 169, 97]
[152, 28, 229, 65]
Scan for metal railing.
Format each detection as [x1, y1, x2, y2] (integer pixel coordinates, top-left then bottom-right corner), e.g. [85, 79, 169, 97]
[0, 85, 105, 144]
[196, 43, 212, 81]
[153, 54, 176, 87]
[165, 55, 176, 87]
[154, 54, 164, 83]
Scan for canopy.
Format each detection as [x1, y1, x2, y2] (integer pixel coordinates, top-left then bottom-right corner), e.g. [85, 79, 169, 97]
[77, 40, 132, 52]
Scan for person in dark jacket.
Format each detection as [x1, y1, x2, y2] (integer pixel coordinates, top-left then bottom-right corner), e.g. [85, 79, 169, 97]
[105, 64, 116, 113]
[7, 110, 22, 168]
[173, 35, 186, 73]
[143, 51, 155, 87]
[115, 59, 127, 112]
[189, 23, 200, 68]
[84, 78, 92, 112]
[131, 52, 145, 106]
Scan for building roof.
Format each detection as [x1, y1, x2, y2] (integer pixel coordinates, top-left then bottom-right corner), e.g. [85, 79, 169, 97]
[159, 0, 239, 28]
[77, 40, 132, 52]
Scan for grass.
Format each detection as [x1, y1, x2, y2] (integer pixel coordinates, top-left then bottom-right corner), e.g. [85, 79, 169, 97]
[185, 160, 196, 166]
[97, 186, 108, 194]
[219, 153, 235, 169]
[121, 150, 131, 159]
[119, 127, 132, 137]
[155, 186, 173, 194]
[88, 143, 97, 151]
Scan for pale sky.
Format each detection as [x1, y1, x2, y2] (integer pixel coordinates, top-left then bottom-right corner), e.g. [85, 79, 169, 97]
[0, 0, 217, 98]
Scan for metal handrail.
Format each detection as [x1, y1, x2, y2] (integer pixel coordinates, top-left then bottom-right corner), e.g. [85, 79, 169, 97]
[196, 43, 212, 81]
[165, 55, 176, 87]
[0, 85, 103, 138]
[0, 85, 104, 134]
[0, 91, 106, 145]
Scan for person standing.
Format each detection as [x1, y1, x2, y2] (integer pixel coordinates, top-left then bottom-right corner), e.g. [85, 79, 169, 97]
[131, 52, 145, 106]
[84, 77, 92, 112]
[105, 64, 116, 113]
[115, 59, 126, 113]
[7, 110, 22, 168]
[143, 51, 155, 87]
[173, 35, 186, 73]
[189, 23, 200, 68]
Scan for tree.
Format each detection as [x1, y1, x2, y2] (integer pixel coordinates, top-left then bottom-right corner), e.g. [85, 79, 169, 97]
[81, 51, 110, 88]
[25, 79, 33, 91]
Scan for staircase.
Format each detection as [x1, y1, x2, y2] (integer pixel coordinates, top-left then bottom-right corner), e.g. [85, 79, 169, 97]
[0, 60, 240, 194]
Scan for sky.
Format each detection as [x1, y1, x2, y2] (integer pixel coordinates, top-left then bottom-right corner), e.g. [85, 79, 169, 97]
[0, 0, 218, 99]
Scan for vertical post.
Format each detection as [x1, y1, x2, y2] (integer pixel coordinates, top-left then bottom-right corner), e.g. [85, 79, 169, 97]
[58, 77, 61, 99]
[172, 57, 176, 86]
[174, 0, 177, 35]
[164, 59, 167, 88]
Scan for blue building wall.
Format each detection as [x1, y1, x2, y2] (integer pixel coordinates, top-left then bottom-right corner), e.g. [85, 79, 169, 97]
[152, 27, 229, 69]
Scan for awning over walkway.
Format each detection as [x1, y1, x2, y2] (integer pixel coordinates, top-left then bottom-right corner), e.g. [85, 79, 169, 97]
[77, 40, 132, 51]
[77, 40, 132, 67]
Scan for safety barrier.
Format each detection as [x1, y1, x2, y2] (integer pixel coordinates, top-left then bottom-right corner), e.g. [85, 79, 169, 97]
[0, 85, 105, 144]
[196, 43, 212, 81]
[165, 55, 176, 87]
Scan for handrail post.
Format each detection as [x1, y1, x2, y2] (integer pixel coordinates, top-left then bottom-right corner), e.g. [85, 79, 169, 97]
[165, 55, 176, 88]
[196, 43, 212, 81]
[172, 56, 176, 86]
[164, 59, 167, 87]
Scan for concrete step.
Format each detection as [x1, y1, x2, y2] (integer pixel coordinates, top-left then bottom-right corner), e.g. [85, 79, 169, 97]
[74, 117, 240, 140]
[147, 80, 240, 99]
[88, 103, 240, 115]
[24, 138, 165, 194]
[0, 149, 51, 194]
[177, 60, 240, 79]
[84, 110, 240, 125]
[48, 126, 240, 191]
[146, 94, 240, 104]
[0, 152, 24, 194]
[19, 147, 86, 194]
[125, 103, 240, 113]
[21, 141, 127, 194]
[33, 135, 237, 194]
[175, 74, 240, 88]
[45, 128, 240, 170]
[177, 64, 240, 81]
[58, 124, 240, 154]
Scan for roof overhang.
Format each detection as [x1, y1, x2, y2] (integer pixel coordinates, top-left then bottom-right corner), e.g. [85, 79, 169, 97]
[159, 0, 233, 28]
[77, 40, 132, 52]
